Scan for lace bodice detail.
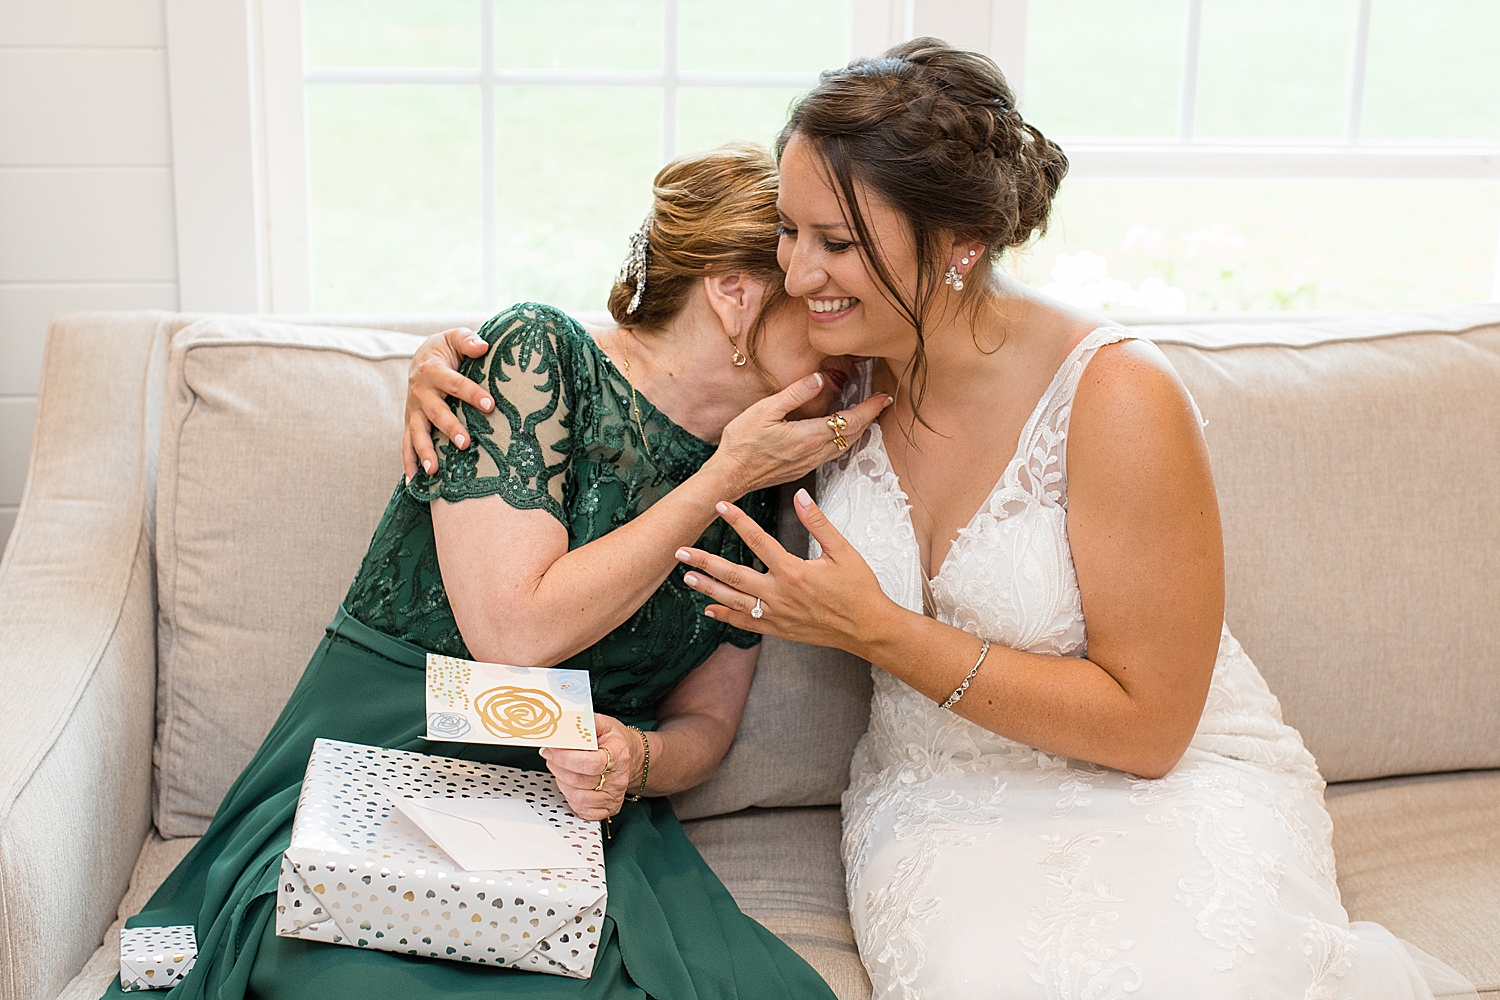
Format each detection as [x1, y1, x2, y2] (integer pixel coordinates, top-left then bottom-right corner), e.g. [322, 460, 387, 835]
[342, 303, 775, 724]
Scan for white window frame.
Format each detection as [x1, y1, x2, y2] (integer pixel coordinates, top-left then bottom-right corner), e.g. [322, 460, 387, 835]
[302, 0, 843, 312]
[166, 0, 1500, 313]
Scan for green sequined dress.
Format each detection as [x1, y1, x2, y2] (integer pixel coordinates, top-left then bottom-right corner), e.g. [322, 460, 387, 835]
[103, 303, 833, 1000]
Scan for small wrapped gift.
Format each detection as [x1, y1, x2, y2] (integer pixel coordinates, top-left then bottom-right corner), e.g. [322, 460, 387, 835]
[119, 924, 197, 991]
[275, 739, 606, 978]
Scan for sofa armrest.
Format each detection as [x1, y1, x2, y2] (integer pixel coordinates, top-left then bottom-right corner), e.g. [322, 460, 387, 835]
[0, 312, 169, 1000]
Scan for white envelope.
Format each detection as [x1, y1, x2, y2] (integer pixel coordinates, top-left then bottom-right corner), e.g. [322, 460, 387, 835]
[386, 790, 588, 872]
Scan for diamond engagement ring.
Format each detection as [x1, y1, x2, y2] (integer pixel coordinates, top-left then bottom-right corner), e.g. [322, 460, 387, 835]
[751, 598, 764, 619]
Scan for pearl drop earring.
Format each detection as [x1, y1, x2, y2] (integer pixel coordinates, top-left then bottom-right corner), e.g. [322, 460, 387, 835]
[944, 265, 964, 292]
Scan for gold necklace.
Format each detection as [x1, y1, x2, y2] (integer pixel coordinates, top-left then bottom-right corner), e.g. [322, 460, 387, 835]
[619, 332, 653, 460]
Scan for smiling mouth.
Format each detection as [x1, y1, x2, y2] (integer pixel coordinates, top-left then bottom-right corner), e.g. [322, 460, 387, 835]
[809, 297, 857, 314]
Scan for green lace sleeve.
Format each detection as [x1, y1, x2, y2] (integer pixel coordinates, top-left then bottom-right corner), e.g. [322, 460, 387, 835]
[405, 303, 576, 522]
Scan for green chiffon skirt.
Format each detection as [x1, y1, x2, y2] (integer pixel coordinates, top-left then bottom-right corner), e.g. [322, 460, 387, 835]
[103, 608, 835, 1000]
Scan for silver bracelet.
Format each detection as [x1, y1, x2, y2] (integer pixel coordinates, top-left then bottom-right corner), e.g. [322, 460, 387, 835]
[939, 639, 990, 711]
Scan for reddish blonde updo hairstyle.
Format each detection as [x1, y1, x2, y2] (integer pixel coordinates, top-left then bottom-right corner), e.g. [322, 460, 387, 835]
[607, 142, 788, 362]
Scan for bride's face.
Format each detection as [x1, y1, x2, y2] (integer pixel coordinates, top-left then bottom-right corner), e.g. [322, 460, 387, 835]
[776, 131, 922, 364]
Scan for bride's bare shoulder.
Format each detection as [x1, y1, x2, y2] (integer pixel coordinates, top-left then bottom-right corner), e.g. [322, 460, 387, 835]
[1068, 333, 1206, 484]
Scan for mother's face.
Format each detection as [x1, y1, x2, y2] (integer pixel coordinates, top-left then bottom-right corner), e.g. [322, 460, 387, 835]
[775, 132, 921, 363]
[751, 290, 852, 419]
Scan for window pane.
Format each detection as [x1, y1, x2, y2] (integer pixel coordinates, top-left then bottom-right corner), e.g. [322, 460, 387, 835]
[1194, 0, 1355, 139]
[495, 88, 661, 310]
[678, 0, 848, 73]
[1015, 179, 1500, 311]
[494, 0, 660, 71]
[677, 87, 803, 155]
[1023, 0, 1184, 138]
[1363, 0, 1500, 140]
[307, 85, 482, 311]
[304, 0, 478, 68]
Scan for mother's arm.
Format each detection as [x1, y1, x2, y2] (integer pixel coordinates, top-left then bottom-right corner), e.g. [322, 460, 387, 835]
[538, 642, 757, 820]
[426, 341, 888, 668]
[678, 341, 1223, 780]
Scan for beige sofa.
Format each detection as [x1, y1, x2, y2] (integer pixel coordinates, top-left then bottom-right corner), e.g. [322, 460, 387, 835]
[0, 304, 1496, 1000]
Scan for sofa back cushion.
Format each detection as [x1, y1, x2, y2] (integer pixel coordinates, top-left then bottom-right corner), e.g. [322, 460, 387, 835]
[155, 317, 432, 835]
[153, 305, 1500, 836]
[1147, 307, 1500, 782]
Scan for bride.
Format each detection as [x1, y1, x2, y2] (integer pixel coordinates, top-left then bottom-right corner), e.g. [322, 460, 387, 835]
[677, 39, 1478, 999]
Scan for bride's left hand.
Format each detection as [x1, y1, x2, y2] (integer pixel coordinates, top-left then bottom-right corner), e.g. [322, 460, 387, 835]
[675, 488, 894, 652]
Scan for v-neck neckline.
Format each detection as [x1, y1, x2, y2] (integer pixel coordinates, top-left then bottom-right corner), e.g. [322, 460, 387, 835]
[869, 326, 1124, 589]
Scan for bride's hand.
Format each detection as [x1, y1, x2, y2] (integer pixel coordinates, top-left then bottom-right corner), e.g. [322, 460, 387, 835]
[402, 328, 493, 480]
[674, 488, 894, 652]
[709, 375, 891, 498]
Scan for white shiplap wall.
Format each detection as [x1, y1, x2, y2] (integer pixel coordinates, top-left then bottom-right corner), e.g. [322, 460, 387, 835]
[0, 0, 179, 546]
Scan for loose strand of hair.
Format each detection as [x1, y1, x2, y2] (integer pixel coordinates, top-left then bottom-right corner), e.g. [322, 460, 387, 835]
[818, 136, 941, 442]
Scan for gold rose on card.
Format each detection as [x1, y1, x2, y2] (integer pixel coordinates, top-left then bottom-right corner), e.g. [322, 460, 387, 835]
[425, 654, 597, 750]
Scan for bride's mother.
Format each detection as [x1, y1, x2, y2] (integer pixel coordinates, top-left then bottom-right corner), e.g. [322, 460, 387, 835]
[104, 143, 886, 1000]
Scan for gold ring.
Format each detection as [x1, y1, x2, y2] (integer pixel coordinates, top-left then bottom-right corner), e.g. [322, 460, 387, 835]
[594, 746, 614, 791]
[827, 413, 850, 450]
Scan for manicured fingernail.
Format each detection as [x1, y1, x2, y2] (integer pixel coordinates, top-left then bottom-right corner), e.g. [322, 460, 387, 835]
[423, 460, 433, 474]
[705, 608, 717, 619]
[481, 396, 493, 411]
[806, 372, 823, 390]
[796, 488, 813, 508]
[881, 394, 894, 409]
[715, 501, 729, 515]
[675, 548, 691, 562]
[455, 434, 467, 448]
[683, 572, 699, 587]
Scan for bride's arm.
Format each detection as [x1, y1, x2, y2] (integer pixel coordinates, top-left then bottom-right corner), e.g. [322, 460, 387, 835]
[677, 341, 1223, 780]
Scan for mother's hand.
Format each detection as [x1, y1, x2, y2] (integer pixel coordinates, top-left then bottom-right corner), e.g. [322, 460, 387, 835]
[403, 327, 494, 480]
[709, 377, 891, 498]
[675, 488, 895, 654]
[538, 714, 641, 821]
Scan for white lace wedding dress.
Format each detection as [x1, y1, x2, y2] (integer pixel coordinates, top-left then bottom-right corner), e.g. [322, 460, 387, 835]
[817, 329, 1476, 999]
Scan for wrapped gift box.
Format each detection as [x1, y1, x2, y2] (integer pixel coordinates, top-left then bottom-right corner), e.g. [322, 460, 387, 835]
[275, 739, 606, 978]
[119, 924, 197, 991]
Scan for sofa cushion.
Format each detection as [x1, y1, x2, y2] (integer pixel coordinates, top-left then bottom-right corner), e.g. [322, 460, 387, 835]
[154, 317, 424, 835]
[1145, 305, 1500, 781]
[682, 806, 870, 1000]
[56, 833, 200, 1000]
[1327, 769, 1500, 995]
[671, 481, 873, 821]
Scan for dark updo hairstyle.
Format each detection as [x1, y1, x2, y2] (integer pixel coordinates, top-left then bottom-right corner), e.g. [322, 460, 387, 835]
[776, 37, 1068, 417]
[607, 142, 787, 367]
